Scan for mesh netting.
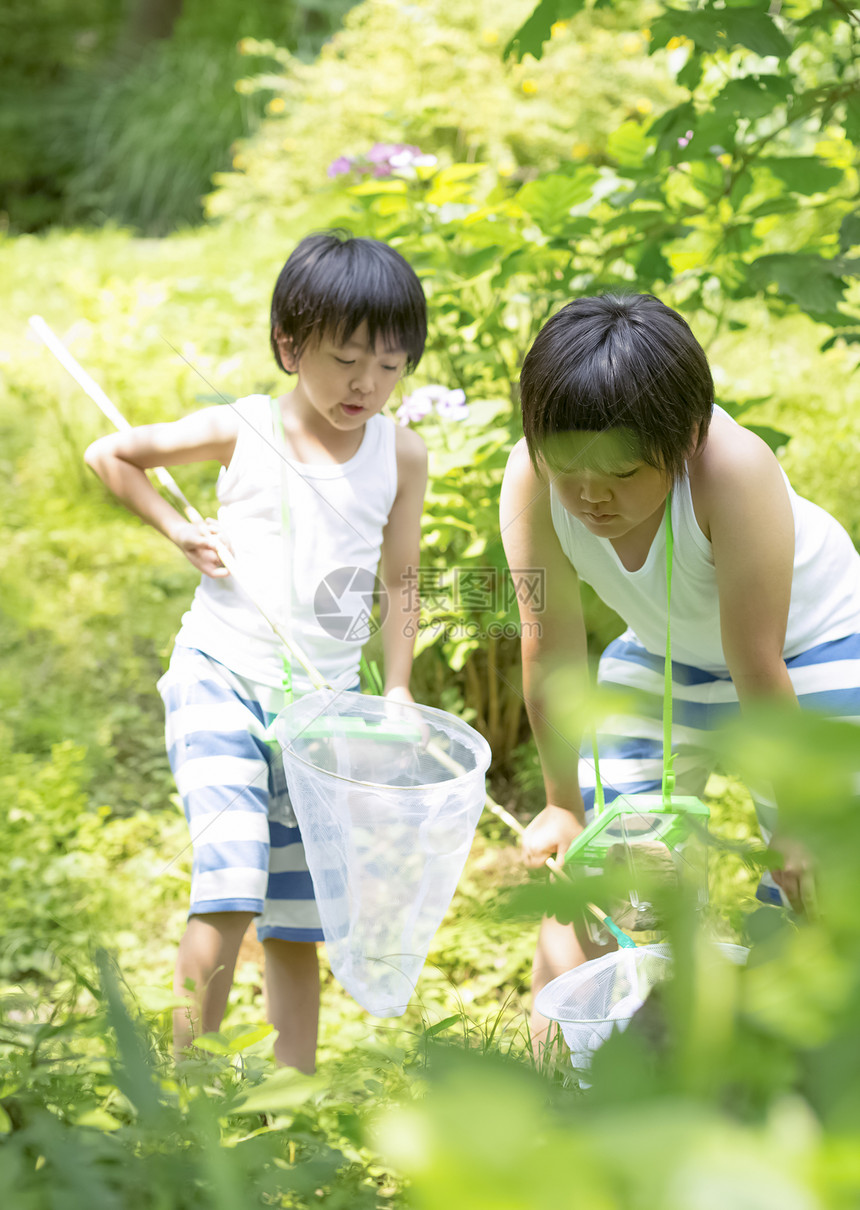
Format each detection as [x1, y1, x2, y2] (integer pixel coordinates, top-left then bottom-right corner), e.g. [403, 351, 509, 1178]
[274, 689, 492, 1017]
[535, 943, 748, 1071]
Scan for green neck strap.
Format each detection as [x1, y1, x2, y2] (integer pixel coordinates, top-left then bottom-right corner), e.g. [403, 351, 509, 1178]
[590, 491, 675, 813]
[662, 492, 676, 806]
[270, 398, 294, 701]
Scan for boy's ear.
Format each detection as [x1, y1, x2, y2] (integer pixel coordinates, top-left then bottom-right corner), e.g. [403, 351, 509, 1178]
[275, 331, 298, 373]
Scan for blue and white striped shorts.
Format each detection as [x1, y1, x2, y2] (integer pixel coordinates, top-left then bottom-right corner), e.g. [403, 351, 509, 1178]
[579, 632, 860, 905]
[158, 645, 327, 943]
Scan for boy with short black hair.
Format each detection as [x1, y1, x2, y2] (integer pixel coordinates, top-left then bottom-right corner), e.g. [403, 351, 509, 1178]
[501, 292, 860, 1044]
[86, 231, 428, 1069]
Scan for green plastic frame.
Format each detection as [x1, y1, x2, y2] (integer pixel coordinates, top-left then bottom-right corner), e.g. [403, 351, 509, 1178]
[297, 717, 423, 743]
[563, 792, 710, 869]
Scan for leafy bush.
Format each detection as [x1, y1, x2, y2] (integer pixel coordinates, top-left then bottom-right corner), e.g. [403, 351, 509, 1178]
[208, 0, 679, 225]
[3, 3, 860, 1201]
[0, 0, 357, 234]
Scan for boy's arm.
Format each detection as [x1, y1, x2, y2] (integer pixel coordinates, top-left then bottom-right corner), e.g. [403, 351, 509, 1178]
[84, 405, 238, 578]
[500, 439, 590, 867]
[698, 424, 796, 703]
[378, 425, 428, 698]
[698, 423, 806, 906]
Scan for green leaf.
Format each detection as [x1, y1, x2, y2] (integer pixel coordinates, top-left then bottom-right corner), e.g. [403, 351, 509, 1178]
[96, 950, 162, 1125]
[649, 8, 791, 57]
[635, 242, 672, 285]
[845, 95, 860, 142]
[757, 157, 844, 195]
[719, 396, 772, 420]
[453, 245, 504, 280]
[516, 169, 599, 233]
[75, 1108, 123, 1131]
[607, 121, 652, 169]
[721, 8, 793, 57]
[749, 253, 847, 313]
[348, 179, 408, 197]
[677, 53, 706, 91]
[504, 0, 587, 61]
[224, 1023, 275, 1052]
[820, 332, 860, 352]
[424, 1014, 462, 1038]
[839, 212, 860, 252]
[713, 76, 792, 122]
[648, 102, 697, 154]
[233, 1068, 320, 1114]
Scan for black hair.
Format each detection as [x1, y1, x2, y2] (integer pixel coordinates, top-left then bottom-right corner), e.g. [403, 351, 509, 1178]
[270, 230, 427, 373]
[519, 293, 714, 482]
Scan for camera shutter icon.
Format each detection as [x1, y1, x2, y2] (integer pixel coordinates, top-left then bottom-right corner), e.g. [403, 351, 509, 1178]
[314, 566, 388, 642]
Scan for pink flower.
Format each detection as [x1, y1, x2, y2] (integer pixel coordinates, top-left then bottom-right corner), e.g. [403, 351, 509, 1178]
[396, 385, 469, 424]
[368, 143, 401, 163]
[677, 129, 694, 149]
[396, 391, 435, 425]
[327, 156, 353, 177]
[435, 388, 468, 420]
[328, 143, 438, 183]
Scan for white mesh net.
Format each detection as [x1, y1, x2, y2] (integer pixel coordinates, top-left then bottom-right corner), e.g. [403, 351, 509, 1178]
[274, 689, 492, 1017]
[535, 943, 748, 1071]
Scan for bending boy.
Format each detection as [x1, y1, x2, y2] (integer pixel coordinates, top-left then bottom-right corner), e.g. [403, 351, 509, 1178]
[500, 294, 860, 1045]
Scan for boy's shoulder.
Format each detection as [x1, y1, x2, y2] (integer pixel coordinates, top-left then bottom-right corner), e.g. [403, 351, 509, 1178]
[502, 437, 543, 493]
[691, 408, 788, 534]
[693, 409, 779, 490]
[393, 419, 428, 472]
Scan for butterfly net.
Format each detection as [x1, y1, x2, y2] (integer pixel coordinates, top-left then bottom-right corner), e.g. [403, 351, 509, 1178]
[536, 942, 748, 1072]
[274, 688, 492, 1017]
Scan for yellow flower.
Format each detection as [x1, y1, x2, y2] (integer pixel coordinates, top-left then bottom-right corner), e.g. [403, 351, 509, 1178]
[635, 97, 653, 115]
[571, 141, 590, 158]
[266, 97, 286, 115]
[551, 20, 569, 38]
[237, 37, 256, 55]
[641, 27, 652, 40]
[666, 35, 692, 51]
[521, 78, 539, 95]
[482, 28, 499, 45]
[717, 153, 732, 168]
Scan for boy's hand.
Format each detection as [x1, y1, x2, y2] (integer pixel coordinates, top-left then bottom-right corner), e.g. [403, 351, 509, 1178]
[522, 804, 585, 869]
[173, 519, 231, 579]
[383, 685, 430, 745]
[771, 834, 816, 915]
[383, 685, 415, 708]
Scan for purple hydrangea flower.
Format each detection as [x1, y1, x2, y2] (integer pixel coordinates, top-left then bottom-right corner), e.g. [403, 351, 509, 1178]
[396, 391, 435, 425]
[434, 388, 469, 421]
[327, 156, 353, 178]
[328, 143, 438, 183]
[396, 385, 469, 424]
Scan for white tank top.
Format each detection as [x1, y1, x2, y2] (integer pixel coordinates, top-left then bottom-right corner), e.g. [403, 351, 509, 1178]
[550, 427, 860, 673]
[174, 395, 398, 691]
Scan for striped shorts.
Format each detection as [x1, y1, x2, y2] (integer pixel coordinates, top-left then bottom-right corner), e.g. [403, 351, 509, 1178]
[158, 645, 327, 943]
[579, 632, 860, 905]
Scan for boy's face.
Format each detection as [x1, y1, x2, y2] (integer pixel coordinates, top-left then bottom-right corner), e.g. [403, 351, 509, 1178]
[279, 320, 408, 430]
[540, 429, 672, 539]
